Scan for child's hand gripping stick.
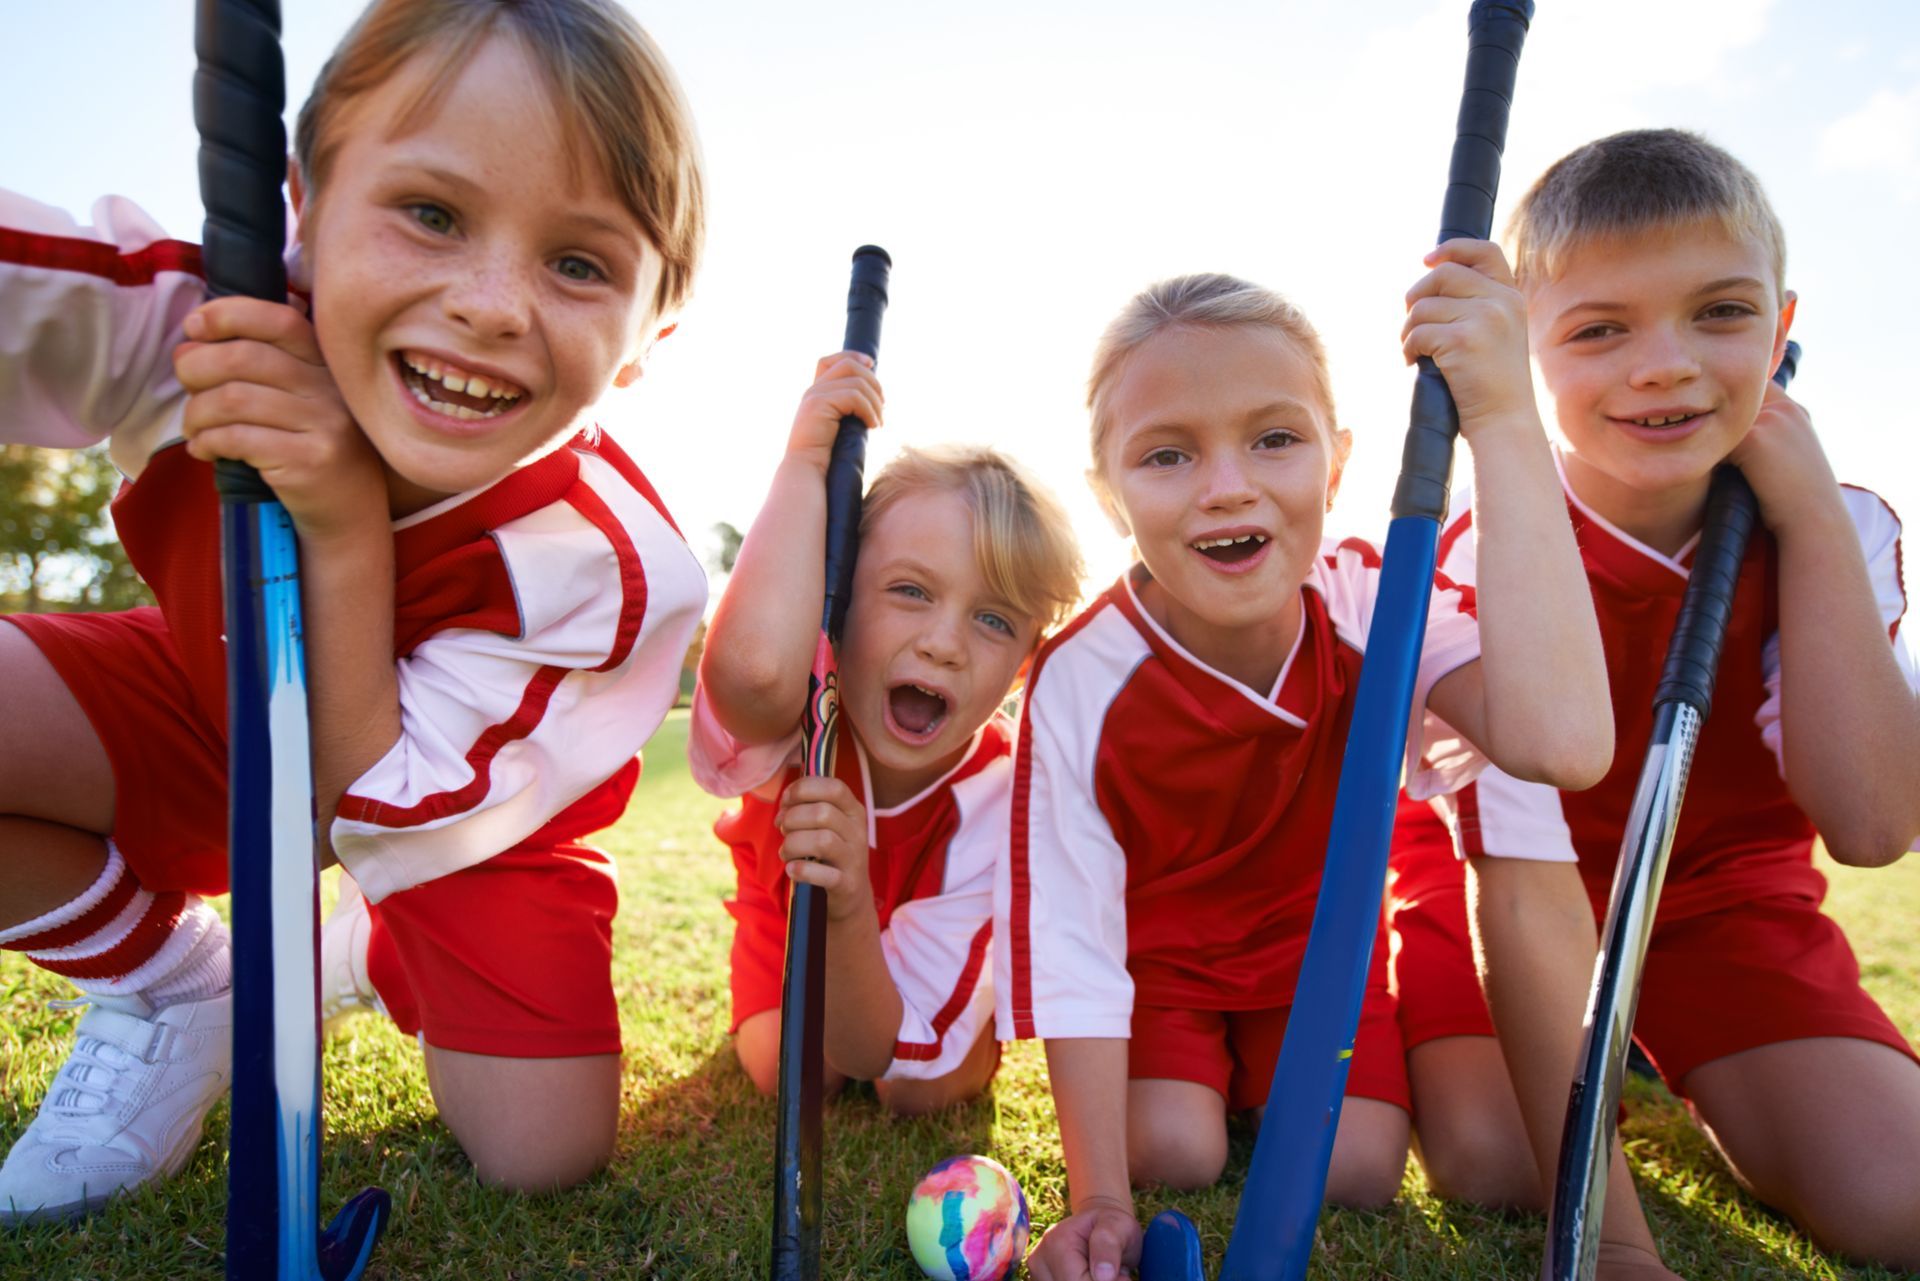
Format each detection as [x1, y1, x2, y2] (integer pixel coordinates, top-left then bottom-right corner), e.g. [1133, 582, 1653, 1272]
[1546, 340, 1800, 1281]
[771, 245, 892, 1281]
[195, 2, 391, 1275]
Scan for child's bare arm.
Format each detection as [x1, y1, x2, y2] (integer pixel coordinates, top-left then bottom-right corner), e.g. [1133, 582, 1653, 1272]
[1730, 385, 1920, 865]
[775, 775, 900, 1078]
[700, 352, 884, 746]
[1027, 1038, 1138, 1281]
[1405, 239, 1613, 789]
[1468, 854, 1671, 1269]
[174, 296, 400, 853]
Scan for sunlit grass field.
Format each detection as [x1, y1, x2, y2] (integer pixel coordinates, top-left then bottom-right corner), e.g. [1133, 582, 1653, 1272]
[3, 709, 1915, 1278]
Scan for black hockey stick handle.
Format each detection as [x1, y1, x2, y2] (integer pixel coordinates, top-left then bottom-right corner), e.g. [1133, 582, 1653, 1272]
[1393, 0, 1535, 523]
[820, 246, 892, 641]
[1653, 340, 1801, 716]
[193, 0, 287, 505]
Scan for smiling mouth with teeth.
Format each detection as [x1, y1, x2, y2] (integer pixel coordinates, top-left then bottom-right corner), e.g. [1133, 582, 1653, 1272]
[1191, 533, 1268, 563]
[888, 683, 949, 738]
[1625, 412, 1703, 429]
[398, 352, 528, 421]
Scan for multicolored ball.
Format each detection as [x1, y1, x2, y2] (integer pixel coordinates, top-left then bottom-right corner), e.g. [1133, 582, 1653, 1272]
[904, 1153, 1031, 1280]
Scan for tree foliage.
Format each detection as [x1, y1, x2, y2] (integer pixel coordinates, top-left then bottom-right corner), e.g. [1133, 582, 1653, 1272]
[0, 445, 152, 613]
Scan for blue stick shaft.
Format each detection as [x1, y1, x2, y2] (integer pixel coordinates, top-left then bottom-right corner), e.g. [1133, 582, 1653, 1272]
[1219, 5, 1533, 1278]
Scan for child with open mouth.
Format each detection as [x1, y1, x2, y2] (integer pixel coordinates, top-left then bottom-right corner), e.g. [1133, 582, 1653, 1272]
[692, 351, 1082, 1111]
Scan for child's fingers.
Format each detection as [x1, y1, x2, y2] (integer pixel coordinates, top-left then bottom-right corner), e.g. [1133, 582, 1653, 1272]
[1420, 236, 1517, 286]
[783, 858, 844, 894]
[1087, 1216, 1133, 1281]
[183, 296, 324, 364]
[1404, 260, 1507, 310]
[181, 421, 330, 470]
[180, 381, 326, 442]
[776, 799, 858, 843]
[780, 775, 860, 814]
[814, 349, 877, 377]
[173, 333, 330, 396]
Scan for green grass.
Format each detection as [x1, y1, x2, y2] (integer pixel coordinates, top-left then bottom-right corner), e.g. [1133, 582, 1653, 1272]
[3, 710, 1916, 1279]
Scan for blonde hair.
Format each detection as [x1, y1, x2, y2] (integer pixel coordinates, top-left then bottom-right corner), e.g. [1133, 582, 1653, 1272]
[861, 445, 1084, 634]
[1085, 273, 1340, 496]
[294, 0, 705, 314]
[1505, 129, 1784, 297]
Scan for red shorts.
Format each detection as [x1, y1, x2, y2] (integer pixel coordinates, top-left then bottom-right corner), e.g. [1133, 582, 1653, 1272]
[7, 608, 230, 895]
[1387, 794, 1496, 1049]
[364, 841, 621, 1057]
[1129, 985, 1410, 1113]
[726, 843, 786, 1032]
[1634, 893, 1917, 1096]
[9, 608, 625, 1059]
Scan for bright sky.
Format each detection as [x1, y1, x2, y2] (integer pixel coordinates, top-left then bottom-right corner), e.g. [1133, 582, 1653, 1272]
[5, 1, 1919, 629]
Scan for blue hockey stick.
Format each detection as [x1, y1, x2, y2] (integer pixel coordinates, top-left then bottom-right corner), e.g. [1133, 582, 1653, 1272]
[1140, 4, 1535, 1278]
[770, 246, 892, 1280]
[195, 1, 390, 1276]
[1546, 341, 1800, 1281]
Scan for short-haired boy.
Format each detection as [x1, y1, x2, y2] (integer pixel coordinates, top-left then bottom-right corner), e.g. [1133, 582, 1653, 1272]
[1422, 129, 1920, 1278]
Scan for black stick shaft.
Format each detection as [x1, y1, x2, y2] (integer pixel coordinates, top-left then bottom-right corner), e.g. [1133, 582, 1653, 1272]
[1548, 341, 1800, 1281]
[770, 246, 891, 1281]
[1393, 0, 1535, 524]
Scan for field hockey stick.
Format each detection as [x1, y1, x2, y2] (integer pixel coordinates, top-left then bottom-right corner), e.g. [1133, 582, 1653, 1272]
[1135, 7, 1537, 1280]
[769, 245, 892, 1281]
[1545, 343, 1800, 1281]
[195, 2, 391, 1277]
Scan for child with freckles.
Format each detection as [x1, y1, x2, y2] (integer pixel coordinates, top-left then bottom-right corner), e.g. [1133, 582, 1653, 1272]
[692, 352, 1082, 1109]
[1003, 255, 1614, 1281]
[1407, 129, 1920, 1280]
[0, 0, 707, 1219]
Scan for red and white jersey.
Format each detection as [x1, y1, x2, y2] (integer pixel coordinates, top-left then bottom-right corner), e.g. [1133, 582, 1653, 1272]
[998, 545, 1483, 1041]
[0, 189, 708, 901]
[1426, 462, 1917, 919]
[690, 692, 1011, 1080]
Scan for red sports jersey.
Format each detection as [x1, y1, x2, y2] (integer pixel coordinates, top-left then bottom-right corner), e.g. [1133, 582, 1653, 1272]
[998, 544, 1483, 1041]
[0, 188, 707, 902]
[690, 695, 1010, 1080]
[1427, 465, 1915, 920]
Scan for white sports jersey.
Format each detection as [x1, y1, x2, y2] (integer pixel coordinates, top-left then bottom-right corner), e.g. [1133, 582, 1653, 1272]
[691, 690, 1007, 1081]
[0, 189, 707, 901]
[1426, 461, 1917, 907]
[998, 545, 1483, 1041]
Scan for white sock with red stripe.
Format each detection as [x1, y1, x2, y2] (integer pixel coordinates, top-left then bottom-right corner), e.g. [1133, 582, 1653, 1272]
[0, 842, 230, 1007]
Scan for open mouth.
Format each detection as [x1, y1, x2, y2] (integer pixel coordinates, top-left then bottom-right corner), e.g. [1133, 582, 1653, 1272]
[396, 351, 527, 421]
[1191, 533, 1268, 564]
[1619, 410, 1706, 432]
[886, 683, 950, 742]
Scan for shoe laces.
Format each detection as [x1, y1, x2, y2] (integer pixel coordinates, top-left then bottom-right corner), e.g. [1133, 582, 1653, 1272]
[40, 998, 136, 1131]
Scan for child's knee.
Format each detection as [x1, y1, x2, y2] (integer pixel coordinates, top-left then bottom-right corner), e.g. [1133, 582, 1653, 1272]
[1323, 1100, 1409, 1209]
[734, 1011, 780, 1096]
[1129, 1129, 1227, 1191]
[875, 1073, 980, 1117]
[1414, 1123, 1541, 1210]
[1791, 1173, 1920, 1271]
[424, 1046, 620, 1193]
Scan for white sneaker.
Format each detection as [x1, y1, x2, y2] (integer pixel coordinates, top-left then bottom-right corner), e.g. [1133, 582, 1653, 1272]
[0, 989, 231, 1224]
[321, 874, 384, 1034]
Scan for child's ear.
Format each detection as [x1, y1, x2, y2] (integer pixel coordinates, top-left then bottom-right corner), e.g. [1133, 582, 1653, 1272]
[1325, 426, 1354, 513]
[614, 322, 679, 389]
[1087, 469, 1131, 538]
[287, 157, 306, 220]
[1772, 291, 1798, 373]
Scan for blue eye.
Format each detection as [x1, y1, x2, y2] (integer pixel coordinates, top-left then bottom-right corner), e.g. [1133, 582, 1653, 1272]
[978, 611, 1015, 637]
[556, 255, 605, 283]
[889, 583, 929, 601]
[410, 203, 455, 235]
